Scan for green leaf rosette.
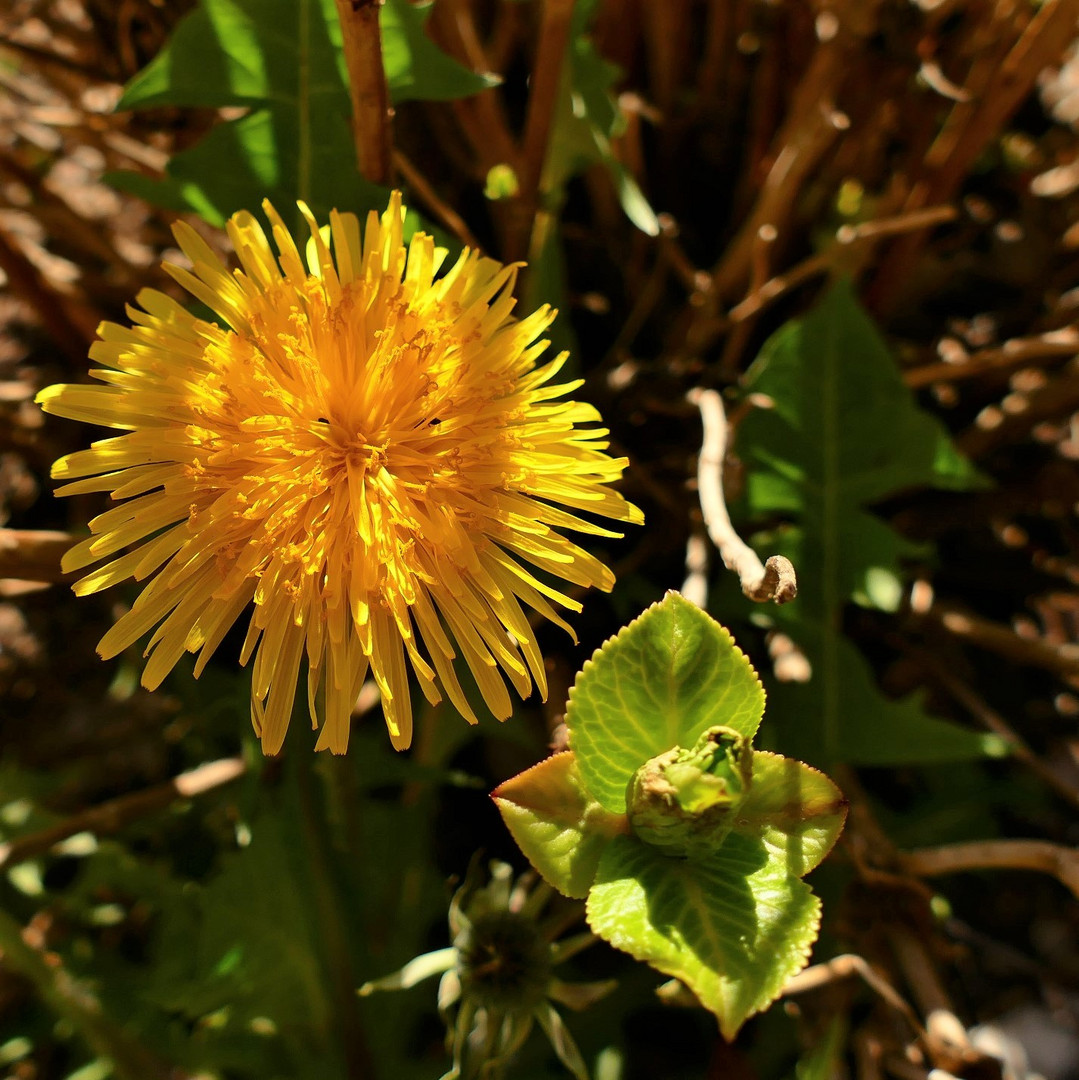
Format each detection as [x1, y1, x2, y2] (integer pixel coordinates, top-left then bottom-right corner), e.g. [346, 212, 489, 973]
[493, 592, 847, 1038]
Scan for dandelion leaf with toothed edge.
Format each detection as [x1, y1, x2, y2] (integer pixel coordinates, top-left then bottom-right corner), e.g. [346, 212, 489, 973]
[109, 0, 493, 228]
[735, 280, 1005, 766]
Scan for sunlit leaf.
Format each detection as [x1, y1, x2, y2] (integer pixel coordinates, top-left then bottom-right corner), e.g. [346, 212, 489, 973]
[737, 280, 995, 766]
[110, 0, 490, 227]
[381, 0, 500, 101]
[587, 833, 820, 1040]
[734, 751, 847, 876]
[567, 592, 765, 814]
[491, 751, 627, 899]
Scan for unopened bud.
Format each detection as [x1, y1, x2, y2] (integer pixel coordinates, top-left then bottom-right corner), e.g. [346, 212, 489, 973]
[626, 726, 752, 857]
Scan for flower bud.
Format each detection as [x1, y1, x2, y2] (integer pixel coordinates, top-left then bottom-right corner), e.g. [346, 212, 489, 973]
[626, 726, 752, 857]
[455, 909, 554, 1012]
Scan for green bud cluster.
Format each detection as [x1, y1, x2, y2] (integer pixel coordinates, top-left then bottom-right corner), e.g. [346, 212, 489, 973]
[454, 909, 553, 1012]
[626, 725, 752, 858]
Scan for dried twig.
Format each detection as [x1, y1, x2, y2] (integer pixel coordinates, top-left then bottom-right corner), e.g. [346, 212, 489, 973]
[0, 758, 246, 871]
[710, 7, 865, 301]
[871, 0, 1079, 308]
[0, 221, 94, 364]
[905, 332, 1079, 390]
[688, 388, 797, 603]
[898, 839, 1079, 903]
[916, 650, 1079, 810]
[333, 0, 392, 186]
[681, 527, 709, 608]
[781, 953, 926, 1042]
[888, 929, 973, 1065]
[0, 906, 178, 1080]
[0, 529, 75, 583]
[392, 149, 481, 249]
[958, 360, 1079, 458]
[925, 602, 1079, 679]
[511, 0, 576, 259]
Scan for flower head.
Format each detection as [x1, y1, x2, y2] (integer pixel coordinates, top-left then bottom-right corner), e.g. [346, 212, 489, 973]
[37, 194, 640, 753]
[360, 860, 614, 1080]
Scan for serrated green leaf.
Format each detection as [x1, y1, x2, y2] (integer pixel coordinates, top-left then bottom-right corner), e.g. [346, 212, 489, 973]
[737, 280, 994, 766]
[733, 752, 847, 877]
[491, 751, 627, 899]
[114, 0, 377, 228]
[567, 592, 765, 814]
[586, 833, 820, 1039]
[381, 0, 500, 101]
[766, 631, 1007, 766]
[111, 0, 491, 228]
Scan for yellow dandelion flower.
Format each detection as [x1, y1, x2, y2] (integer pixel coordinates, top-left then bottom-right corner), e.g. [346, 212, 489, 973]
[36, 194, 641, 754]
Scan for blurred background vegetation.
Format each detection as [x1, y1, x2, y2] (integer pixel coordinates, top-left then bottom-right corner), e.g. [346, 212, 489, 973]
[1, 0, 1079, 1077]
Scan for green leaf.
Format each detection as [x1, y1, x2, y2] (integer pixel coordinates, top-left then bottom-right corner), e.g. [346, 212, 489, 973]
[734, 752, 848, 877]
[111, 0, 492, 228]
[381, 0, 500, 102]
[491, 751, 627, 899]
[540, 0, 658, 235]
[737, 280, 994, 766]
[586, 834, 820, 1040]
[566, 592, 765, 814]
[154, 810, 336, 1043]
[765, 631, 1008, 766]
[114, 0, 376, 227]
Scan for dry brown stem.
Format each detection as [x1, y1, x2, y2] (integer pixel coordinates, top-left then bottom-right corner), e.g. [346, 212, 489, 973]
[688, 388, 797, 603]
[681, 527, 709, 608]
[391, 149, 480, 249]
[926, 602, 1079, 679]
[871, 0, 1079, 308]
[958, 360, 1079, 457]
[917, 651, 1079, 810]
[333, 0, 392, 186]
[0, 222, 94, 365]
[710, 2, 879, 301]
[0, 758, 246, 872]
[888, 930, 975, 1070]
[512, 0, 576, 260]
[780, 953, 926, 1041]
[898, 840, 1079, 903]
[906, 332, 1079, 390]
[0, 529, 75, 583]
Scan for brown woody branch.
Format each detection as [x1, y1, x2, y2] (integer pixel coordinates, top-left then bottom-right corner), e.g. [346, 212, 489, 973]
[0, 758, 246, 871]
[333, 0, 393, 186]
[0, 529, 76, 583]
[898, 840, 1079, 903]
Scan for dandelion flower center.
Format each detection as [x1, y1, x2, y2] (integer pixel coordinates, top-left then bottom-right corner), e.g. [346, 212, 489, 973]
[36, 194, 641, 754]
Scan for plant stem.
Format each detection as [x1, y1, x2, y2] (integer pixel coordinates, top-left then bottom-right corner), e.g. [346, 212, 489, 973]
[898, 839, 1079, 902]
[0, 529, 76, 583]
[294, 754, 376, 1080]
[334, 0, 392, 186]
[687, 388, 797, 604]
[509, 0, 576, 260]
[0, 758, 246, 871]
